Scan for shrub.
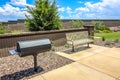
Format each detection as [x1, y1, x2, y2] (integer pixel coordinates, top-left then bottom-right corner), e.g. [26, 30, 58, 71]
[25, 0, 61, 31]
[92, 21, 110, 33]
[0, 23, 8, 34]
[71, 20, 84, 28]
[0, 30, 7, 34]
[102, 36, 105, 41]
[11, 30, 23, 34]
[102, 30, 112, 33]
[94, 29, 99, 33]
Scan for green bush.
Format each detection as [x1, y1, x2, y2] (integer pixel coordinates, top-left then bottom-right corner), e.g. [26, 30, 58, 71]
[11, 30, 23, 34]
[92, 21, 110, 33]
[102, 36, 105, 41]
[94, 29, 99, 33]
[0, 30, 7, 34]
[0, 23, 8, 34]
[25, 0, 61, 31]
[102, 30, 112, 33]
[71, 20, 84, 28]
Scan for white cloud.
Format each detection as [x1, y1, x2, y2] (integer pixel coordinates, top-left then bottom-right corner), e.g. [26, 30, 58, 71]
[66, 7, 72, 14]
[58, 6, 72, 13]
[10, 0, 30, 6]
[0, 0, 34, 21]
[103, 0, 120, 6]
[1, 0, 120, 21]
[66, 7, 72, 11]
[85, 2, 104, 12]
[58, 7, 65, 12]
[75, 7, 89, 12]
[0, 3, 29, 21]
[58, 6, 73, 19]
[59, 15, 64, 19]
[85, 13, 96, 18]
[0, 7, 4, 13]
[0, 4, 27, 16]
[61, 0, 120, 19]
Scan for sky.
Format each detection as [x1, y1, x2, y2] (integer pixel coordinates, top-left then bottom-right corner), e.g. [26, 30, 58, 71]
[0, 0, 120, 22]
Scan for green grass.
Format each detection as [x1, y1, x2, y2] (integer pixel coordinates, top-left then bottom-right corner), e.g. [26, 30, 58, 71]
[11, 30, 23, 34]
[94, 32, 120, 40]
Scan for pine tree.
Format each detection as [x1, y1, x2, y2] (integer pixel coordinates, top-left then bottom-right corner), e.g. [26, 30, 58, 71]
[25, 0, 61, 31]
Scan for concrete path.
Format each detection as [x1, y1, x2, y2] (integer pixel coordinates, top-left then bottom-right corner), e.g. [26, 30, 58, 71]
[78, 47, 120, 79]
[56, 45, 109, 61]
[41, 62, 115, 80]
[29, 45, 120, 80]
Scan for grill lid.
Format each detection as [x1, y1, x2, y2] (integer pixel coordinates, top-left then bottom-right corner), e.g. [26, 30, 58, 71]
[9, 38, 51, 55]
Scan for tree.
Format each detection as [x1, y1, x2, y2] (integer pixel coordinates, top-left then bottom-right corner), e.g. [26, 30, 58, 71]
[25, 0, 61, 31]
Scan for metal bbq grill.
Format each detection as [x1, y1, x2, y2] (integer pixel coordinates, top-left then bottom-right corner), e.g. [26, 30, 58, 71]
[9, 38, 51, 72]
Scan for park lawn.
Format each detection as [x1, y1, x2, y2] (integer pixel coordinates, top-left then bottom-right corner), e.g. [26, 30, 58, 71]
[94, 32, 120, 40]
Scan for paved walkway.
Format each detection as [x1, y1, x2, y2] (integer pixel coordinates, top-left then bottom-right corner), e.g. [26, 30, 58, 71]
[29, 45, 120, 80]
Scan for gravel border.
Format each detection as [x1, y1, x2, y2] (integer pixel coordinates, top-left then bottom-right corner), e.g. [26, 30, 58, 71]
[94, 39, 120, 48]
[0, 40, 120, 80]
[0, 50, 74, 80]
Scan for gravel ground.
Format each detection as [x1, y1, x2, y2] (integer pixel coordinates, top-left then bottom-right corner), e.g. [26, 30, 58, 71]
[0, 39, 120, 80]
[94, 38, 120, 48]
[0, 50, 74, 80]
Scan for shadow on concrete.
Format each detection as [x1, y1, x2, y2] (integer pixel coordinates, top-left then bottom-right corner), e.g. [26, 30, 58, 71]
[1, 66, 43, 80]
[63, 46, 91, 54]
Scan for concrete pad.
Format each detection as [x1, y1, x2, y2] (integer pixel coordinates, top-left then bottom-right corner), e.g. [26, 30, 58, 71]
[56, 45, 109, 61]
[28, 75, 44, 80]
[78, 54, 120, 78]
[41, 62, 115, 80]
[112, 47, 120, 50]
[56, 51, 98, 61]
[56, 52, 71, 59]
[101, 49, 120, 59]
[68, 51, 97, 61]
[85, 45, 109, 53]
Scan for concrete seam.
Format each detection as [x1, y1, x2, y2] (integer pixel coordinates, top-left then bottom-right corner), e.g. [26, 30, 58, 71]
[77, 61, 117, 80]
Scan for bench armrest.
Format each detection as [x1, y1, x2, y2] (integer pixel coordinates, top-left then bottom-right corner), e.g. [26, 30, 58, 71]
[89, 36, 94, 39]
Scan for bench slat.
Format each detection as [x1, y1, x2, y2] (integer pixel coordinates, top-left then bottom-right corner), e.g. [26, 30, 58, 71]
[66, 31, 94, 52]
[67, 38, 93, 45]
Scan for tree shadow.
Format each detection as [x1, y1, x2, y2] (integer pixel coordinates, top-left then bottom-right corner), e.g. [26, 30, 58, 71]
[1, 66, 43, 80]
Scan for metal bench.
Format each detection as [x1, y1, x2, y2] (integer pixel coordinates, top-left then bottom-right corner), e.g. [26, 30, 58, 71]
[66, 31, 93, 52]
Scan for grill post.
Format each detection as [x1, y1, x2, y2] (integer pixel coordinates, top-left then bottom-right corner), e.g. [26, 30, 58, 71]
[33, 53, 38, 72]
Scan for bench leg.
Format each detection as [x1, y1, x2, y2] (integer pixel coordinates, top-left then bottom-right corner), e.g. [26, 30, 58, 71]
[72, 45, 75, 52]
[87, 43, 90, 48]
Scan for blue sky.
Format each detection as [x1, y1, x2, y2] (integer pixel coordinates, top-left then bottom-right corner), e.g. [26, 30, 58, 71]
[0, 0, 120, 22]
